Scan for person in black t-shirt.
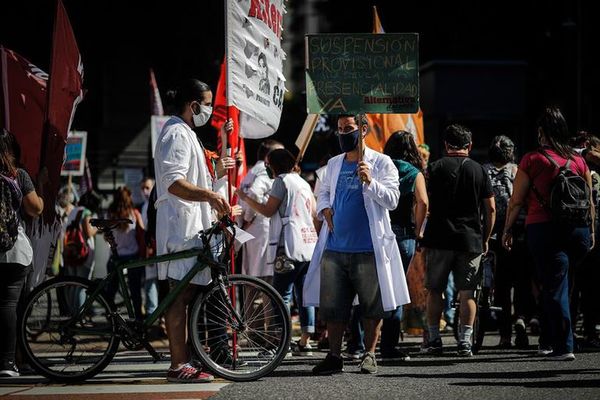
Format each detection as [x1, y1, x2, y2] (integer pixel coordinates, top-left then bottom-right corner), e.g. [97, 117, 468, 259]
[421, 124, 496, 357]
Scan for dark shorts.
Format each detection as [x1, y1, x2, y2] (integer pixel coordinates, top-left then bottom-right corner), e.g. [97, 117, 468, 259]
[319, 250, 386, 321]
[425, 248, 482, 291]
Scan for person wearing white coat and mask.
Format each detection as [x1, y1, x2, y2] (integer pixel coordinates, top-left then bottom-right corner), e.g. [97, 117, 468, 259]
[154, 78, 233, 383]
[305, 113, 410, 375]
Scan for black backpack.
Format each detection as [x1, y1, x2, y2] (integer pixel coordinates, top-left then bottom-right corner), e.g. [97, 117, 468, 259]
[0, 173, 22, 252]
[532, 150, 591, 226]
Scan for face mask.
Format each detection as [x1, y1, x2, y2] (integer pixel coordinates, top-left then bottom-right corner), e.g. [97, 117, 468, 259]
[192, 104, 212, 127]
[338, 129, 360, 152]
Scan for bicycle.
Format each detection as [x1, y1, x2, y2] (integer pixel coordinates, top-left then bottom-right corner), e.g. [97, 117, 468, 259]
[19, 215, 291, 382]
[452, 250, 501, 354]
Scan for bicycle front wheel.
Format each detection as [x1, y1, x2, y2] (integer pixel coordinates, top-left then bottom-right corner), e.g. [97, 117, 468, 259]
[189, 275, 291, 382]
[19, 277, 120, 383]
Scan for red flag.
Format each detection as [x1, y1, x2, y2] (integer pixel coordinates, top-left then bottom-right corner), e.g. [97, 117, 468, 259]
[149, 68, 164, 116]
[0, 46, 47, 177]
[43, 0, 84, 220]
[211, 59, 247, 192]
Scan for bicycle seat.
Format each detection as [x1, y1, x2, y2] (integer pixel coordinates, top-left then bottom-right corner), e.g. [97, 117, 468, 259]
[90, 218, 133, 230]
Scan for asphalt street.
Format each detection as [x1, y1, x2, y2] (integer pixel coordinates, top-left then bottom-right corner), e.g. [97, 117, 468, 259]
[2, 332, 598, 400]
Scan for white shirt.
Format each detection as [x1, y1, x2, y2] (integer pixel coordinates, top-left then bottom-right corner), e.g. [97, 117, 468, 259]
[153, 116, 214, 285]
[303, 148, 411, 311]
[238, 161, 274, 277]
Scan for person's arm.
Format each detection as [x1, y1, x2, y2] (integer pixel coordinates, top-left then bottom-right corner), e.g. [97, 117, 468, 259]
[316, 163, 334, 231]
[237, 189, 282, 218]
[82, 215, 98, 238]
[482, 196, 496, 253]
[414, 172, 429, 239]
[585, 170, 595, 250]
[22, 191, 44, 217]
[360, 157, 400, 210]
[168, 179, 230, 214]
[502, 169, 529, 251]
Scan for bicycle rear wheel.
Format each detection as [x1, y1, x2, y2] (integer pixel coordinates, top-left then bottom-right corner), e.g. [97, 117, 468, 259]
[19, 277, 120, 383]
[189, 275, 291, 381]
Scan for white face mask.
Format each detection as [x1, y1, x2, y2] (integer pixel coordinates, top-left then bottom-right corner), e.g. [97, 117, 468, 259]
[192, 104, 212, 127]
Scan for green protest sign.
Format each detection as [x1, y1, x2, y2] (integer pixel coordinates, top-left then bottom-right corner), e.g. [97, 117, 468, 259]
[305, 33, 419, 114]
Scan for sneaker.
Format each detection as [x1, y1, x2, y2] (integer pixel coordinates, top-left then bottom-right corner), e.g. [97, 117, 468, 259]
[359, 352, 377, 374]
[547, 352, 575, 361]
[341, 349, 364, 360]
[537, 345, 553, 356]
[423, 337, 443, 355]
[292, 341, 313, 357]
[514, 318, 529, 349]
[457, 341, 473, 357]
[496, 339, 512, 349]
[0, 361, 19, 378]
[312, 353, 344, 375]
[167, 362, 214, 383]
[380, 348, 411, 361]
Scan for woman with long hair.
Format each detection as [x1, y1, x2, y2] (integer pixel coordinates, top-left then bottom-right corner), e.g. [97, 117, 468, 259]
[380, 130, 429, 359]
[0, 130, 44, 377]
[502, 107, 594, 361]
[106, 186, 145, 320]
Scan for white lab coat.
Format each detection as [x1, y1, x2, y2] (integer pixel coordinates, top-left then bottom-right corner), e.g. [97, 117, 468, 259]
[153, 116, 214, 285]
[239, 161, 274, 277]
[303, 147, 411, 311]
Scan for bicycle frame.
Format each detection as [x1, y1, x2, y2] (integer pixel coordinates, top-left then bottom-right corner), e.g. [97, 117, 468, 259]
[71, 247, 223, 332]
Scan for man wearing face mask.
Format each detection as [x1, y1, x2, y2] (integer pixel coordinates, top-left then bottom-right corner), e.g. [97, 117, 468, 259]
[154, 78, 232, 383]
[304, 113, 410, 375]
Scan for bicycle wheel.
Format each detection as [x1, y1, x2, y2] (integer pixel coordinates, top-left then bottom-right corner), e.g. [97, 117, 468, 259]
[189, 275, 291, 381]
[25, 288, 52, 341]
[19, 277, 120, 383]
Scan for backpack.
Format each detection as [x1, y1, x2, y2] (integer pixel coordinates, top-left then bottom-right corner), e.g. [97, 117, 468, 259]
[0, 173, 23, 252]
[63, 209, 90, 266]
[484, 163, 516, 233]
[532, 150, 591, 226]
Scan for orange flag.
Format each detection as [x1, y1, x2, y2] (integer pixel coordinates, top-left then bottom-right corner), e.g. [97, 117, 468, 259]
[365, 6, 424, 150]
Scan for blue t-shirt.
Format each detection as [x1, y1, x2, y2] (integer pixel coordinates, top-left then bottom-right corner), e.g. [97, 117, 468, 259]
[326, 160, 373, 253]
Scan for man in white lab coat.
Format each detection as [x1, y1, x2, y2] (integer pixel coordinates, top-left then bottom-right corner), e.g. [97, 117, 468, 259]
[304, 114, 410, 375]
[154, 79, 231, 383]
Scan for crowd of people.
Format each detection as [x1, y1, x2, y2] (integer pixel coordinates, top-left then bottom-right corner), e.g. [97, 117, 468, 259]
[1, 76, 598, 382]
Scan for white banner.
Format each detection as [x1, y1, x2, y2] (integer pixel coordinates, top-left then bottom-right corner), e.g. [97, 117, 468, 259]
[226, 0, 286, 137]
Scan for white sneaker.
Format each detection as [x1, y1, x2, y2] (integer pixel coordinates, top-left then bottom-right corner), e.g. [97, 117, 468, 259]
[537, 345, 553, 356]
[547, 352, 575, 361]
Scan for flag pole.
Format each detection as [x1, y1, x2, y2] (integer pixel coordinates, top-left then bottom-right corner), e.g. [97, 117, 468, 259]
[224, 0, 238, 361]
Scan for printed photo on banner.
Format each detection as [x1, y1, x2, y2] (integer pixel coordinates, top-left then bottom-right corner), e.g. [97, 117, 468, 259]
[226, 0, 286, 136]
[61, 130, 87, 176]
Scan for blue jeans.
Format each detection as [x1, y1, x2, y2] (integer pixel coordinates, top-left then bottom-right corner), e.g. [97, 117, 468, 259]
[380, 226, 415, 354]
[273, 261, 315, 333]
[527, 222, 590, 354]
[144, 278, 159, 316]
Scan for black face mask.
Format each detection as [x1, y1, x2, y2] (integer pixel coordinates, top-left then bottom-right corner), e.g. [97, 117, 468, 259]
[338, 129, 360, 152]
